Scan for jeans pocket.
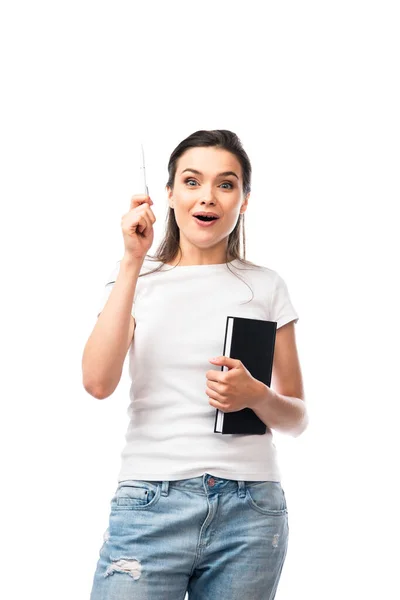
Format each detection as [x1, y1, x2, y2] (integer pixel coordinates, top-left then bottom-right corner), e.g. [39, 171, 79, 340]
[245, 481, 288, 516]
[111, 480, 161, 510]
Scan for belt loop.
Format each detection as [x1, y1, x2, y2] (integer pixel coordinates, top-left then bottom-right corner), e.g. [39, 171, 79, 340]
[161, 480, 169, 496]
[237, 480, 246, 498]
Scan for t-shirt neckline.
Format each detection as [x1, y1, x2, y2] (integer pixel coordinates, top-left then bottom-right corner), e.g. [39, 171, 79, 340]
[162, 259, 237, 269]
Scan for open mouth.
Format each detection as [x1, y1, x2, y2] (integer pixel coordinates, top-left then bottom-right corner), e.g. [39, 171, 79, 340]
[194, 215, 219, 222]
[193, 215, 220, 227]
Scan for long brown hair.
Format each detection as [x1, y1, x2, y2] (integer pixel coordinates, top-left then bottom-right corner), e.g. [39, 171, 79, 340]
[138, 129, 264, 300]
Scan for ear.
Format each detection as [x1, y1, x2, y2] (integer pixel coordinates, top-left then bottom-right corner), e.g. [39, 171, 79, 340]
[166, 185, 174, 209]
[240, 192, 250, 214]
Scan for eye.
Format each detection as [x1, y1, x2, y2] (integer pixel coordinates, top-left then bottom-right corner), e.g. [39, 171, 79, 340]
[185, 178, 198, 186]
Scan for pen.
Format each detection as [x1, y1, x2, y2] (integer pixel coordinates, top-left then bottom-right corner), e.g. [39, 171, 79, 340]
[140, 143, 149, 197]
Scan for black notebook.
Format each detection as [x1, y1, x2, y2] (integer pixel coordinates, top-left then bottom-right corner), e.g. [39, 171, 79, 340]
[213, 316, 277, 435]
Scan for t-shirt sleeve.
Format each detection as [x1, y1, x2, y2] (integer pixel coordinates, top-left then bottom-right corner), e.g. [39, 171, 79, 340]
[270, 272, 299, 329]
[97, 260, 136, 318]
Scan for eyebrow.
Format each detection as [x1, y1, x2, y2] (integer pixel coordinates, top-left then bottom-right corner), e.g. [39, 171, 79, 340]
[180, 168, 239, 180]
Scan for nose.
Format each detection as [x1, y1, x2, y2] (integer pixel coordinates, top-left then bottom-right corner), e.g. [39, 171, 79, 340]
[201, 189, 217, 204]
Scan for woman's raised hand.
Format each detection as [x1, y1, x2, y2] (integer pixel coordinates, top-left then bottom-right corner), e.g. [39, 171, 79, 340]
[121, 194, 156, 261]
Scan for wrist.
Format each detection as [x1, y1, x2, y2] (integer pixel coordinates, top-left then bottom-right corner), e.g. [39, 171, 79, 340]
[121, 254, 144, 271]
[249, 380, 271, 409]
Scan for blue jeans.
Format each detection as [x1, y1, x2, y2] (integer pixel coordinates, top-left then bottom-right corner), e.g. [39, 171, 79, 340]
[90, 473, 289, 599]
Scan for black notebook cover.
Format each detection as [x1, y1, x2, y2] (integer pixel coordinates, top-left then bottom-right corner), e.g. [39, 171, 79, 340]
[213, 316, 277, 435]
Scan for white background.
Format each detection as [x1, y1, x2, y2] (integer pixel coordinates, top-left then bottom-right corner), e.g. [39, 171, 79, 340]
[1, 1, 399, 598]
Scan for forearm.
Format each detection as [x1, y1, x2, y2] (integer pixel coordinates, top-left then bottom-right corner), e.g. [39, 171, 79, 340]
[82, 254, 143, 397]
[250, 382, 309, 438]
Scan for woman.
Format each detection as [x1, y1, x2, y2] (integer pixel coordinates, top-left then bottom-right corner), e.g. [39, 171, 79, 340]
[83, 129, 307, 599]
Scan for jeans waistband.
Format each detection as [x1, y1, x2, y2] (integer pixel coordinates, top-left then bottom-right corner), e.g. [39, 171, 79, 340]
[117, 474, 276, 498]
[141, 473, 253, 498]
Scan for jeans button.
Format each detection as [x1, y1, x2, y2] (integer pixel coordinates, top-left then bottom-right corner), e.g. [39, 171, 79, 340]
[208, 477, 215, 487]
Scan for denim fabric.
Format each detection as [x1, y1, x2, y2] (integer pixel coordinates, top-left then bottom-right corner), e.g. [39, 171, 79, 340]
[90, 473, 289, 599]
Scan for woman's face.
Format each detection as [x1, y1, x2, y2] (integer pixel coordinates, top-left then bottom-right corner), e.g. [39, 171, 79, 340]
[167, 146, 249, 258]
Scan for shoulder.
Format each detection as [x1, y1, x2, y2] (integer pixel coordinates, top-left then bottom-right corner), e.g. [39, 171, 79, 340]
[231, 258, 277, 278]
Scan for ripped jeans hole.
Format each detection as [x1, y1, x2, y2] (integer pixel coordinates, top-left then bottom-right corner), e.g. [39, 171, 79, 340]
[104, 558, 142, 580]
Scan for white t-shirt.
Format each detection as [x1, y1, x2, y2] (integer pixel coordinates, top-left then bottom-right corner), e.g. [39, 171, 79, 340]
[98, 257, 299, 482]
